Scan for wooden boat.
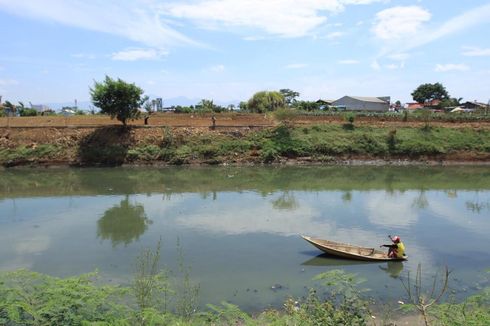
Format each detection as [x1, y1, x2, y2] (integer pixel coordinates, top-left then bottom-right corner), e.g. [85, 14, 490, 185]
[301, 235, 407, 261]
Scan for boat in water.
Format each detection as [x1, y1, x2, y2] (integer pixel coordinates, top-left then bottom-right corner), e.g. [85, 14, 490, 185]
[301, 235, 407, 261]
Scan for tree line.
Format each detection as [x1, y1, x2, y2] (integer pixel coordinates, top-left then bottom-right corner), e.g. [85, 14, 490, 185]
[1, 75, 472, 125]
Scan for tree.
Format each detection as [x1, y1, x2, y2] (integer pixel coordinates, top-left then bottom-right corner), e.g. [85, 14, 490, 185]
[411, 83, 449, 104]
[279, 89, 300, 106]
[97, 197, 151, 247]
[293, 100, 321, 111]
[247, 91, 285, 113]
[90, 76, 147, 125]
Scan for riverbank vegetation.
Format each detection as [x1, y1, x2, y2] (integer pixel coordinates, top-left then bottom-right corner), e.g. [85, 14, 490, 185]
[0, 123, 489, 167]
[1, 267, 489, 325]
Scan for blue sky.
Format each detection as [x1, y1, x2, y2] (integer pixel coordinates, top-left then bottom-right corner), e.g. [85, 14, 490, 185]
[1, 0, 490, 107]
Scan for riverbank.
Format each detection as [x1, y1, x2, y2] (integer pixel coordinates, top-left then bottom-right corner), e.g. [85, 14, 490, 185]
[1, 268, 488, 326]
[1, 118, 489, 167]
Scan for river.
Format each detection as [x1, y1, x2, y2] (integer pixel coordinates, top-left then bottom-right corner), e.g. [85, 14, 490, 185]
[1, 166, 489, 311]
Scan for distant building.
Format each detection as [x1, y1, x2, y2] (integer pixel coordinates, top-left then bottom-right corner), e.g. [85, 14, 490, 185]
[332, 96, 390, 112]
[316, 99, 335, 110]
[29, 102, 52, 114]
[462, 101, 488, 110]
[405, 99, 441, 110]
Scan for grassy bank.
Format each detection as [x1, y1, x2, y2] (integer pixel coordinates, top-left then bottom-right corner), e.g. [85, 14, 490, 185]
[1, 268, 489, 326]
[1, 124, 489, 167]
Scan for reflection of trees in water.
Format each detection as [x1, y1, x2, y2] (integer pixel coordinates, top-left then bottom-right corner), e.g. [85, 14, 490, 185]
[444, 190, 458, 198]
[341, 191, 352, 203]
[412, 190, 429, 209]
[465, 201, 490, 214]
[271, 191, 298, 210]
[97, 197, 152, 247]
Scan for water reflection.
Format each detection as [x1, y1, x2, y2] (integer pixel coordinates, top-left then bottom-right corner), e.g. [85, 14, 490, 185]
[302, 254, 404, 278]
[412, 190, 429, 209]
[465, 201, 490, 214]
[0, 166, 490, 310]
[97, 197, 152, 247]
[301, 254, 377, 267]
[271, 191, 298, 210]
[378, 261, 404, 278]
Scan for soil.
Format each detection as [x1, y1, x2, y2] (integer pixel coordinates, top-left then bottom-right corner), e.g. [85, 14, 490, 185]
[1, 112, 489, 129]
[1, 113, 489, 167]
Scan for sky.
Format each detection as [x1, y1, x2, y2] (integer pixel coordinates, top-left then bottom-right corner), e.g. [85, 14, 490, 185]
[1, 0, 490, 107]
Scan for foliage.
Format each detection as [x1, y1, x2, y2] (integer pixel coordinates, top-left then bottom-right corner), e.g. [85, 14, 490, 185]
[411, 82, 450, 104]
[1, 265, 490, 326]
[272, 107, 298, 123]
[172, 105, 194, 113]
[238, 101, 248, 111]
[439, 97, 463, 109]
[400, 264, 450, 326]
[133, 238, 173, 323]
[194, 99, 225, 113]
[90, 76, 147, 125]
[174, 239, 200, 319]
[279, 88, 300, 106]
[0, 270, 129, 325]
[247, 91, 285, 113]
[293, 100, 322, 111]
[429, 287, 490, 326]
[18, 108, 38, 117]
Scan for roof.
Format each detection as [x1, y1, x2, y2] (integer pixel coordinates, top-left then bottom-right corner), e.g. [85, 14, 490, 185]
[344, 96, 389, 103]
[463, 101, 488, 107]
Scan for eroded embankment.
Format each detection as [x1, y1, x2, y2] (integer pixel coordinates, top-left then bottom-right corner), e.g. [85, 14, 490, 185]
[0, 124, 489, 167]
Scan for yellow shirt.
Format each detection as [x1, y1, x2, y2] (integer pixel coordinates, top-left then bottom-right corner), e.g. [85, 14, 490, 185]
[396, 242, 405, 258]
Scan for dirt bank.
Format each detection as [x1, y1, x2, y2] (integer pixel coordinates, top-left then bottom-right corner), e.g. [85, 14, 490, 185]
[1, 114, 489, 167]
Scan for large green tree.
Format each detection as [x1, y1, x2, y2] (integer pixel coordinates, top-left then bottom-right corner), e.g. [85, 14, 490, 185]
[247, 91, 285, 113]
[90, 76, 147, 125]
[411, 82, 449, 104]
[279, 89, 300, 106]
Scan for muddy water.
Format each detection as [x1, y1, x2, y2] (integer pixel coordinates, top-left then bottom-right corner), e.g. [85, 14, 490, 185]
[1, 166, 489, 311]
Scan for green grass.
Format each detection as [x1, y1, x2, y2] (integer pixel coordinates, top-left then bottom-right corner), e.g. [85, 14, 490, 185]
[0, 144, 60, 163]
[1, 125, 489, 166]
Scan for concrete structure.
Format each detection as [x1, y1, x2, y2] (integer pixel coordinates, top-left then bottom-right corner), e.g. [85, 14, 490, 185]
[332, 96, 390, 112]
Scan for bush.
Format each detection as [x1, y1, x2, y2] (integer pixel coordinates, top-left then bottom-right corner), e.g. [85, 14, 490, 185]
[18, 108, 38, 116]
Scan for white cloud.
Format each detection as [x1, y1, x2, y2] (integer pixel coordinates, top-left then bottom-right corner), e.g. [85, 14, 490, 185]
[164, 0, 386, 38]
[338, 59, 360, 64]
[326, 31, 344, 39]
[111, 48, 168, 61]
[370, 60, 381, 70]
[462, 46, 490, 57]
[72, 53, 96, 60]
[0, 0, 198, 49]
[387, 52, 409, 61]
[242, 35, 266, 41]
[378, 3, 490, 56]
[372, 6, 431, 40]
[0, 79, 19, 86]
[434, 63, 469, 72]
[285, 63, 308, 69]
[205, 64, 225, 73]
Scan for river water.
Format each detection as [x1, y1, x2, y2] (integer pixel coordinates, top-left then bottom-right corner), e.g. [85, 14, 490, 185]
[1, 166, 489, 311]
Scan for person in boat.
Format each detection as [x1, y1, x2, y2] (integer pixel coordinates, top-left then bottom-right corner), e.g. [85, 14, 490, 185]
[380, 235, 405, 258]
